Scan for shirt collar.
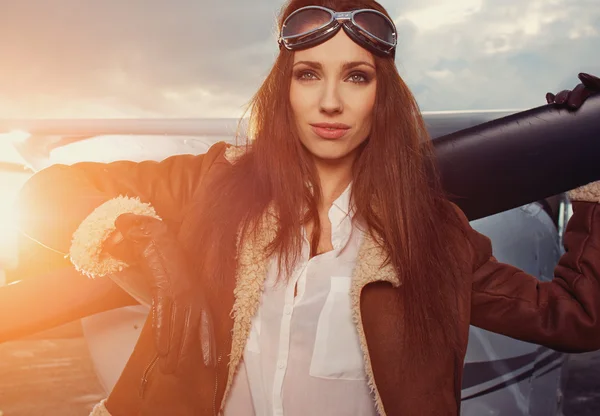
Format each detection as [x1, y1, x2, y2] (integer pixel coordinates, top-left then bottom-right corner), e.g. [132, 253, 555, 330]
[331, 182, 352, 217]
[328, 183, 354, 253]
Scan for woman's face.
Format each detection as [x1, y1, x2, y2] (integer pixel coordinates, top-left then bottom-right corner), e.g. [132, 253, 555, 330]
[290, 30, 377, 165]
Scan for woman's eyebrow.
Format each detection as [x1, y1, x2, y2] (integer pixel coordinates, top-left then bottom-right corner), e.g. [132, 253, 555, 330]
[292, 60, 376, 70]
[342, 61, 376, 70]
[293, 61, 322, 69]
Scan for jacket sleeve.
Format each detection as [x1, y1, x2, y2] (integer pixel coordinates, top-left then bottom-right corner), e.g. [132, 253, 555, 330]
[467, 184, 600, 353]
[17, 141, 229, 279]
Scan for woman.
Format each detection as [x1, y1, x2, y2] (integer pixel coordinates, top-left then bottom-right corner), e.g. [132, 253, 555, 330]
[15, 0, 600, 415]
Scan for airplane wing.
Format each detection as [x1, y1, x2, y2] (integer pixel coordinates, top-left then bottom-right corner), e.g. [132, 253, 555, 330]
[2, 96, 600, 221]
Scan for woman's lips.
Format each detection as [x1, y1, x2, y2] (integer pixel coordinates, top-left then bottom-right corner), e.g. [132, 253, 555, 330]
[310, 123, 351, 140]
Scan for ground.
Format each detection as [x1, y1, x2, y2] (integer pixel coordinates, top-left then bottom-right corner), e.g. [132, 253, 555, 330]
[0, 324, 104, 416]
[0, 322, 598, 415]
[562, 350, 600, 416]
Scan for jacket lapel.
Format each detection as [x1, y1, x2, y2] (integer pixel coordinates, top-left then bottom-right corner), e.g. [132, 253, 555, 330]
[222, 207, 278, 404]
[350, 232, 400, 416]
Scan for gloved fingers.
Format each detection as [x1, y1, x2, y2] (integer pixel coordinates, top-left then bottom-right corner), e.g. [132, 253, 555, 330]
[152, 295, 173, 358]
[177, 307, 205, 369]
[554, 90, 570, 105]
[141, 248, 173, 294]
[115, 213, 161, 243]
[104, 230, 124, 248]
[199, 308, 217, 367]
[160, 305, 188, 374]
[566, 84, 592, 110]
[101, 230, 138, 264]
[579, 72, 600, 90]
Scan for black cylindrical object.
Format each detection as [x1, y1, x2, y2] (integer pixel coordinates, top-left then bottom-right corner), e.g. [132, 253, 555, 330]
[434, 94, 600, 221]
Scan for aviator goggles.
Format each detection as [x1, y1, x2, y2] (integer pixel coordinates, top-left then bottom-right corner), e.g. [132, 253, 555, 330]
[278, 6, 397, 58]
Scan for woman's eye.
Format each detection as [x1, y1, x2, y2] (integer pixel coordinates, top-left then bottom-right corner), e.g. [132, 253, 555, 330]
[347, 73, 369, 84]
[296, 71, 318, 81]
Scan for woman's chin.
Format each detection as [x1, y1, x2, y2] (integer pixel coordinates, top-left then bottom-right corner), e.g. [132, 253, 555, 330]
[304, 143, 358, 165]
[302, 137, 366, 163]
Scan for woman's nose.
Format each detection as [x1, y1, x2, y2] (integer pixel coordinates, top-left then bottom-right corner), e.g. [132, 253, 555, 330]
[319, 82, 343, 115]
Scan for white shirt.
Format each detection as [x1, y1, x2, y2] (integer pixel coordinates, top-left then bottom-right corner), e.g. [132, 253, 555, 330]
[224, 185, 377, 416]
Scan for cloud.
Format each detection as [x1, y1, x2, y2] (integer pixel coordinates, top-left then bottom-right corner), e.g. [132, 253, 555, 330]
[390, 0, 600, 110]
[396, 0, 483, 32]
[0, 0, 283, 117]
[0, 0, 598, 117]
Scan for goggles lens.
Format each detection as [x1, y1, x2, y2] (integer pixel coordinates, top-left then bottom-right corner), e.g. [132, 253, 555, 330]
[353, 10, 395, 44]
[281, 8, 332, 38]
[280, 7, 396, 56]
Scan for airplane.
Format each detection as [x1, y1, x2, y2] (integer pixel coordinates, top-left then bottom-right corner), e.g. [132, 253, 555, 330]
[0, 103, 597, 415]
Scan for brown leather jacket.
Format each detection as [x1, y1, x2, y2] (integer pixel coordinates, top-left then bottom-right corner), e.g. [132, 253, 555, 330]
[17, 142, 600, 415]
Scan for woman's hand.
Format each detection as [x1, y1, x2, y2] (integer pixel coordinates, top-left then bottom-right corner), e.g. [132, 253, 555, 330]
[104, 213, 216, 374]
[546, 72, 600, 109]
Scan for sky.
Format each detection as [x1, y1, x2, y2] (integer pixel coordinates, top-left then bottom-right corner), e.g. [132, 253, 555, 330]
[0, 0, 598, 118]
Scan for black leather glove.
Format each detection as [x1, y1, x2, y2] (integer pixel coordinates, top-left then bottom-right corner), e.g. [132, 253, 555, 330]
[105, 213, 216, 374]
[546, 72, 600, 110]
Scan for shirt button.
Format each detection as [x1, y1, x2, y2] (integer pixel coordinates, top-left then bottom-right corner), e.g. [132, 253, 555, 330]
[284, 306, 292, 315]
[278, 361, 285, 369]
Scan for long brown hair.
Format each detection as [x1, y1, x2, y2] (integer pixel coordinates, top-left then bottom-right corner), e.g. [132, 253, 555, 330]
[191, 0, 466, 361]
